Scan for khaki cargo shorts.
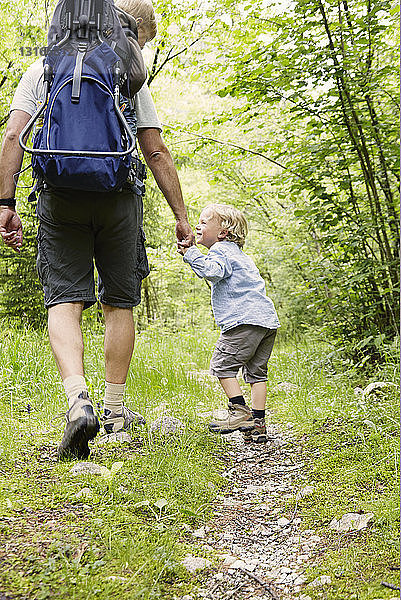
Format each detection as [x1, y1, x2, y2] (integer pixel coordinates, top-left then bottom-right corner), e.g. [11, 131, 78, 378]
[210, 324, 277, 383]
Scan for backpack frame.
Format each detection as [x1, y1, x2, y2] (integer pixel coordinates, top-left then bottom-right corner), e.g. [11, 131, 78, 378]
[19, 0, 140, 190]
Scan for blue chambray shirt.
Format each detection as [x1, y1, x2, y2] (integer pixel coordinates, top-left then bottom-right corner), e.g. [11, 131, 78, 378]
[183, 241, 280, 333]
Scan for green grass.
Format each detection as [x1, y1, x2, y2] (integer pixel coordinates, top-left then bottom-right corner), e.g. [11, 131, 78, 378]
[0, 323, 399, 599]
[268, 337, 400, 599]
[0, 323, 224, 599]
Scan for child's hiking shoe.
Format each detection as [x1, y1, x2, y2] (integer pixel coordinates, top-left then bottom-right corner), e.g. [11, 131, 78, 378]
[58, 392, 100, 461]
[243, 418, 268, 443]
[208, 402, 254, 434]
[99, 404, 146, 444]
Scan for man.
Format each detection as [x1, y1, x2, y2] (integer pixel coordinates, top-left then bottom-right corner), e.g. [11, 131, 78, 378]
[0, 0, 194, 459]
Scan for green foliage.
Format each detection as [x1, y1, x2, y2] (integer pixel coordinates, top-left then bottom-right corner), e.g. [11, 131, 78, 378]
[268, 338, 399, 598]
[0, 202, 46, 327]
[210, 0, 400, 361]
[0, 324, 224, 599]
[0, 0, 50, 326]
[0, 0, 399, 365]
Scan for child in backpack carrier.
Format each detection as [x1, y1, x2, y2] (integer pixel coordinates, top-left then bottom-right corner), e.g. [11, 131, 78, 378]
[178, 204, 280, 443]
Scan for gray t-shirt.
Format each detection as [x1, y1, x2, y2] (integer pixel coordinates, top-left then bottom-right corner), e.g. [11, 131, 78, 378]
[10, 58, 162, 130]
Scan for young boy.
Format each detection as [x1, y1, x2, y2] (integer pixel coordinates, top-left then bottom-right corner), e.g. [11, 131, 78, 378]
[178, 204, 280, 443]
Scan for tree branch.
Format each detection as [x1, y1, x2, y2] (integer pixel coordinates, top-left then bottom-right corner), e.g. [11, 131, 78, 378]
[164, 124, 314, 184]
[0, 62, 14, 90]
[0, 112, 10, 129]
[148, 22, 216, 85]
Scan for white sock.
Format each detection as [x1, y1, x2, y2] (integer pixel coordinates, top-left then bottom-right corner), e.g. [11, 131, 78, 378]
[63, 375, 88, 408]
[104, 381, 125, 414]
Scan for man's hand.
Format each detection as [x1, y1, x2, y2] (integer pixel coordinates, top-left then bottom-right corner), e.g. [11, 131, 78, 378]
[176, 218, 195, 246]
[0, 110, 30, 254]
[0, 207, 23, 252]
[177, 240, 193, 256]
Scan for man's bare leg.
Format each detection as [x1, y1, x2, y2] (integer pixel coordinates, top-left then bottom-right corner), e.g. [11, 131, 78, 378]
[48, 302, 85, 379]
[102, 305, 135, 384]
[48, 302, 99, 460]
[101, 305, 138, 439]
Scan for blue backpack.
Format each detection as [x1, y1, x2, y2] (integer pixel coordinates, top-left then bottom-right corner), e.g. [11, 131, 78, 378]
[20, 0, 146, 193]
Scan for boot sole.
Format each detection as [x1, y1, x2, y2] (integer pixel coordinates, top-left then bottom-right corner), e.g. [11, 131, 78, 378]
[58, 416, 100, 461]
[243, 433, 268, 443]
[98, 430, 132, 444]
[209, 422, 254, 434]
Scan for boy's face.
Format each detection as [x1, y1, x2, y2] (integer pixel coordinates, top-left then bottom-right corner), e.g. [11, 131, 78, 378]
[196, 208, 227, 249]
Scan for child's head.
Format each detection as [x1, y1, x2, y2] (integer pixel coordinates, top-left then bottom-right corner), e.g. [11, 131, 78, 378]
[196, 204, 248, 249]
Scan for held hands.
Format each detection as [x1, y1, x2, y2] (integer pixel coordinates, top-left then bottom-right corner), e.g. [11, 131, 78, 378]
[176, 218, 195, 255]
[0, 207, 23, 253]
[177, 241, 191, 255]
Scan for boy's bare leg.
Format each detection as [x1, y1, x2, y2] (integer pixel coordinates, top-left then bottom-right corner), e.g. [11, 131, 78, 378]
[244, 381, 268, 443]
[250, 382, 267, 410]
[218, 377, 243, 399]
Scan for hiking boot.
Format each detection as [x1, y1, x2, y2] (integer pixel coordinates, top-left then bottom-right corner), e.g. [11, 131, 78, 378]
[58, 392, 100, 461]
[243, 418, 268, 443]
[99, 404, 146, 443]
[208, 402, 254, 434]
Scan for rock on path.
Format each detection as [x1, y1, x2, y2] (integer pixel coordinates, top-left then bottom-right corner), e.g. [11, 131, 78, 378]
[189, 420, 324, 600]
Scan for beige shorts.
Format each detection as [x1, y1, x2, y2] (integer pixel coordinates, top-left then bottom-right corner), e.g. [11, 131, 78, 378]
[210, 325, 277, 384]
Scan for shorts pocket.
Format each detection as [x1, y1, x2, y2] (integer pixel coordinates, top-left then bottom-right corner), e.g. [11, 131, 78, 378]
[36, 227, 50, 286]
[215, 339, 239, 355]
[137, 227, 150, 280]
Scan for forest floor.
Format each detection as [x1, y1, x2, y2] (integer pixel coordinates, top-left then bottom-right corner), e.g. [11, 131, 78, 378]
[193, 413, 325, 600]
[193, 407, 399, 600]
[0, 324, 399, 600]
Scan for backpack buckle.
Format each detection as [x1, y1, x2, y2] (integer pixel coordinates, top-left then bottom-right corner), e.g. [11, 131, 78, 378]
[71, 43, 87, 102]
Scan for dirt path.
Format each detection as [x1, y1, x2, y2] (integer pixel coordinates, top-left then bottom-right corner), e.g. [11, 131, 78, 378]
[186, 416, 324, 600]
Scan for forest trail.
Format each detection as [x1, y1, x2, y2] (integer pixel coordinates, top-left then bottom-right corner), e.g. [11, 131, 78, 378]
[186, 413, 324, 600]
[0, 330, 398, 599]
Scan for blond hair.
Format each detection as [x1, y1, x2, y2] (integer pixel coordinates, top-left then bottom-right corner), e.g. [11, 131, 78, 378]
[207, 203, 248, 248]
[115, 0, 157, 40]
